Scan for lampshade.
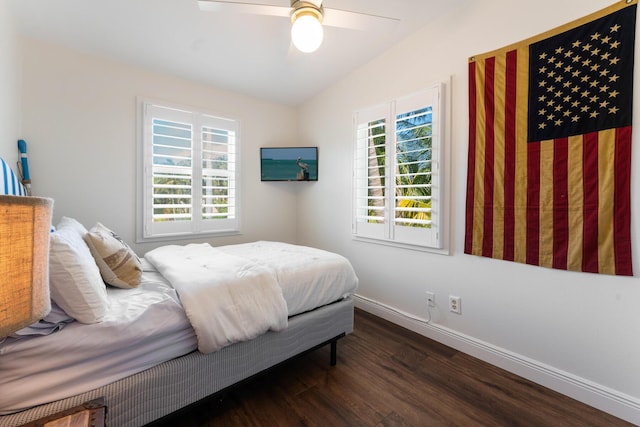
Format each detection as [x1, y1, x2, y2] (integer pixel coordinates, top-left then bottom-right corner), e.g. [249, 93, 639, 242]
[291, 9, 324, 53]
[0, 195, 53, 337]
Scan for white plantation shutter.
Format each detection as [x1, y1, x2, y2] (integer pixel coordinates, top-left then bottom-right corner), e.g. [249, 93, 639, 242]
[199, 115, 238, 233]
[353, 83, 445, 249]
[393, 86, 442, 248]
[354, 103, 389, 240]
[141, 102, 240, 239]
[394, 107, 433, 228]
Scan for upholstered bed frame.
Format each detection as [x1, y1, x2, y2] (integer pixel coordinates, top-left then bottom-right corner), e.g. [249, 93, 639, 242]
[0, 298, 353, 427]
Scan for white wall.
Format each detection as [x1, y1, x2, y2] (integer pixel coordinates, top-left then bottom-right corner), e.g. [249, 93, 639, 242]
[0, 2, 20, 161]
[18, 37, 301, 254]
[298, 0, 640, 423]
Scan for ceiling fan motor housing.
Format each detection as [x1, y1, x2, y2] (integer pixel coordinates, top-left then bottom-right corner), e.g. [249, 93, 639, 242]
[290, 1, 324, 24]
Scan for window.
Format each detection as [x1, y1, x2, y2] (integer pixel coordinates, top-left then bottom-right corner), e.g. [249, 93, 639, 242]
[138, 100, 239, 240]
[353, 84, 445, 250]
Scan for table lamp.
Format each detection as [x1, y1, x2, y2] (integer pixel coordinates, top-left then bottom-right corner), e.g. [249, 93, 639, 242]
[0, 195, 53, 337]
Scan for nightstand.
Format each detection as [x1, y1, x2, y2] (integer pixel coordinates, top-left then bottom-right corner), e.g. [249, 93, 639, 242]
[19, 398, 106, 427]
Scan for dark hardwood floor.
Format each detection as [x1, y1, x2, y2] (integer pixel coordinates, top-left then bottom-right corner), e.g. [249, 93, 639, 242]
[156, 308, 634, 426]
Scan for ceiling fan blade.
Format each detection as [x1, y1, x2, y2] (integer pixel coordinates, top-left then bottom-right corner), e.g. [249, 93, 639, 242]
[305, 0, 323, 8]
[198, 0, 290, 17]
[322, 7, 400, 31]
[198, 1, 401, 32]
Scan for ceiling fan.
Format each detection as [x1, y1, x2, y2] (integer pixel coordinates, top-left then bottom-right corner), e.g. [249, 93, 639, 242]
[197, 0, 400, 53]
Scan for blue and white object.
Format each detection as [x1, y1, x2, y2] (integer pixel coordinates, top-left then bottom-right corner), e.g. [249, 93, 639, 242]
[0, 157, 27, 196]
[17, 139, 31, 193]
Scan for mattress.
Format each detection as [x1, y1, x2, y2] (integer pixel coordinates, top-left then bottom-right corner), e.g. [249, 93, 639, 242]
[0, 270, 197, 415]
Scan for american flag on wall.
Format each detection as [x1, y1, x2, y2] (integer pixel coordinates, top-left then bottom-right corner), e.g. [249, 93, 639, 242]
[464, 0, 636, 276]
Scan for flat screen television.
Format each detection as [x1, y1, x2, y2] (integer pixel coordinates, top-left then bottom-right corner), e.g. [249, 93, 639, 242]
[260, 147, 318, 181]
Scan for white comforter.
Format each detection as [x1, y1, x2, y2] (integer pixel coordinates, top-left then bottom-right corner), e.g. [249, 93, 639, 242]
[145, 243, 288, 354]
[217, 241, 359, 316]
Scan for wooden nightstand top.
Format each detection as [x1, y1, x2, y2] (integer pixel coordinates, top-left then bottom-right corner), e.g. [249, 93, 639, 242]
[19, 398, 105, 427]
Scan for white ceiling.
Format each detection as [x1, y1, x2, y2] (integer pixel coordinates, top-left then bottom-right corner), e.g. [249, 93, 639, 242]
[9, 0, 464, 105]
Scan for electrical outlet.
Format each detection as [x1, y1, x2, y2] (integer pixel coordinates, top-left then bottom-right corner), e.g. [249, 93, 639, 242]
[426, 291, 435, 307]
[449, 296, 461, 314]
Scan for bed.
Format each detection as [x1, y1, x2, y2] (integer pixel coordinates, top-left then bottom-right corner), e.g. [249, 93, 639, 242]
[0, 160, 358, 427]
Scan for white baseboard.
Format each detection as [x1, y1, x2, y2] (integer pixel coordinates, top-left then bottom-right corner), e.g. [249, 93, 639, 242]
[353, 294, 640, 426]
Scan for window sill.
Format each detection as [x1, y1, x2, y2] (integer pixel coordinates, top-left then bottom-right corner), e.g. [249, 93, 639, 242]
[136, 229, 241, 245]
[352, 235, 450, 255]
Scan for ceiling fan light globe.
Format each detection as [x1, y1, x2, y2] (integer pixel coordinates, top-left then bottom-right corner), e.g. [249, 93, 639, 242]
[291, 14, 323, 53]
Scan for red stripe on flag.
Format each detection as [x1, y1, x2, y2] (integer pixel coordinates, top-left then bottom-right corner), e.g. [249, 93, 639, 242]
[503, 50, 517, 261]
[482, 57, 496, 258]
[582, 132, 599, 273]
[614, 126, 633, 276]
[464, 60, 478, 255]
[553, 138, 569, 270]
[526, 143, 541, 265]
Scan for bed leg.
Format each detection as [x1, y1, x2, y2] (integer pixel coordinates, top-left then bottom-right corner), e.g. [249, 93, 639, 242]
[330, 339, 337, 366]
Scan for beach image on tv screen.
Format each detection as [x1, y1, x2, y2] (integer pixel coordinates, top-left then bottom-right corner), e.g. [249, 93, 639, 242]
[261, 147, 317, 181]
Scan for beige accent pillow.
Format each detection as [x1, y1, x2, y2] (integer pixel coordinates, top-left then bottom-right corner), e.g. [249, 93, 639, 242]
[84, 223, 142, 289]
[49, 217, 109, 324]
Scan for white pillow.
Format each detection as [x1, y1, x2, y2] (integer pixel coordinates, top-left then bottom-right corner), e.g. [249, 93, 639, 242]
[49, 217, 109, 323]
[84, 222, 142, 289]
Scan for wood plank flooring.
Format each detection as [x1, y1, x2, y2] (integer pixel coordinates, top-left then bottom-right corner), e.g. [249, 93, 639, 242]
[155, 308, 634, 426]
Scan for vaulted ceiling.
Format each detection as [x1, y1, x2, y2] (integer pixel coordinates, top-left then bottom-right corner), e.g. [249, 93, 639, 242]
[9, 0, 465, 105]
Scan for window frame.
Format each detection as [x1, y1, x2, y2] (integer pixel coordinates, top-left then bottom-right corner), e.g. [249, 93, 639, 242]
[352, 83, 448, 253]
[136, 98, 241, 243]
